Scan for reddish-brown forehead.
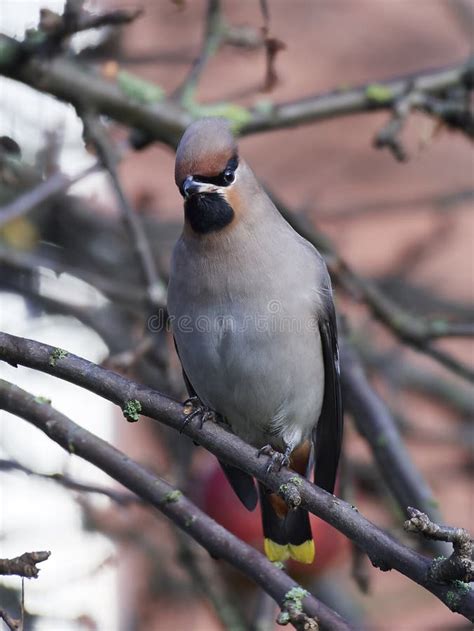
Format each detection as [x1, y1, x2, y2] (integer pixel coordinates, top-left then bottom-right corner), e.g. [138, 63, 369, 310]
[175, 119, 237, 186]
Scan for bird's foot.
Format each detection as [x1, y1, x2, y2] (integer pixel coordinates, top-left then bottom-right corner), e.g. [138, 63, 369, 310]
[258, 444, 291, 474]
[181, 397, 217, 432]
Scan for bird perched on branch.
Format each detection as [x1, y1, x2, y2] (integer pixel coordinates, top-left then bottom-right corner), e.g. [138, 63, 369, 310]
[168, 118, 343, 564]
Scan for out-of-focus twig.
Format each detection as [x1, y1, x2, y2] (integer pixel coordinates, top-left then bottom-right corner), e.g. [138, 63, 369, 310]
[252, 590, 277, 631]
[374, 91, 420, 161]
[0, 459, 138, 505]
[319, 188, 474, 222]
[351, 545, 370, 595]
[0, 608, 21, 631]
[0, 244, 147, 307]
[172, 0, 223, 103]
[0, 163, 99, 227]
[80, 112, 166, 309]
[340, 339, 448, 554]
[259, 0, 286, 92]
[175, 533, 249, 631]
[42, 5, 143, 38]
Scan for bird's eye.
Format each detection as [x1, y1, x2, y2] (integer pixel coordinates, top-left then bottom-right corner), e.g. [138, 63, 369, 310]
[223, 169, 235, 184]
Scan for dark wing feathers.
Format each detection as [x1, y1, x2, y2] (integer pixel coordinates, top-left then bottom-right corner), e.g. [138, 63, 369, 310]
[313, 296, 343, 494]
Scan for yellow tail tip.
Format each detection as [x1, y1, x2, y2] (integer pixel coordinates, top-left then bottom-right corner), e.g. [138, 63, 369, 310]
[264, 539, 315, 564]
[289, 540, 315, 564]
[264, 538, 290, 562]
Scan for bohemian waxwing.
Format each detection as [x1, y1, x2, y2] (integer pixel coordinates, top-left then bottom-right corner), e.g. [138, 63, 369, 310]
[168, 118, 343, 564]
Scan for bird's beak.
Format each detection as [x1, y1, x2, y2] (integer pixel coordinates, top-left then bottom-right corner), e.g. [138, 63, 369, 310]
[182, 175, 218, 199]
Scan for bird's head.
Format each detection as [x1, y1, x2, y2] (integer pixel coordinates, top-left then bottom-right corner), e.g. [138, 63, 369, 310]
[175, 118, 243, 235]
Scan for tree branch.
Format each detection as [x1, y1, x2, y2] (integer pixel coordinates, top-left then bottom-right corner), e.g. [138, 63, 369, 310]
[0, 332, 473, 620]
[0, 378, 352, 631]
[0, 32, 471, 146]
[172, 0, 223, 103]
[0, 608, 21, 631]
[80, 111, 166, 308]
[0, 244, 147, 308]
[40, 5, 143, 40]
[340, 340, 447, 538]
[405, 508, 474, 584]
[0, 458, 138, 505]
[239, 57, 474, 136]
[0, 33, 192, 148]
[0, 551, 50, 578]
[0, 163, 99, 227]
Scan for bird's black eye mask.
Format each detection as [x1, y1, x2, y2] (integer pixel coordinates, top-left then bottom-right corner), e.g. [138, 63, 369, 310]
[183, 154, 239, 193]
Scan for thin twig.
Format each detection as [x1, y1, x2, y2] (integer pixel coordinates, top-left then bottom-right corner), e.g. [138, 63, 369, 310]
[340, 341, 446, 543]
[351, 545, 370, 595]
[20, 579, 24, 631]
[0, 244, 149, 307]
[252, 590, 277, 631]
[0, 163, 99, 227]
[80, 112, 166, 309]
[364, 349, 474, 418]
[259, 0, 286, 92]
[40, 5, 143, 39]
[0, 458, 138, 505]
[374, 92, 421, 161]
[318, 188, 474, 223]
[0, 609, 21, 631]
[172, 0, 223, 103]
[175, 532, 249, 631]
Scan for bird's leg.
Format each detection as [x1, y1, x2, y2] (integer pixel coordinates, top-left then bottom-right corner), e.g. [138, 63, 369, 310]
[181, 396, 218, 432]
[258, 444, 292, 474]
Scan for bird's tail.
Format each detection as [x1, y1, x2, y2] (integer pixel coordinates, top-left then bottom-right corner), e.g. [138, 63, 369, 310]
[258, 482, 314, 564]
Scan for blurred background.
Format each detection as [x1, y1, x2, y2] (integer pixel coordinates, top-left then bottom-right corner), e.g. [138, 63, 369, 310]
[0, 1, 472, 629]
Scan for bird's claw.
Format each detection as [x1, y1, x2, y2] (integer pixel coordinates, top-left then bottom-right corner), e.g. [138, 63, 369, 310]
[181, 397, 216, 432]
[257, 444, 291, 474]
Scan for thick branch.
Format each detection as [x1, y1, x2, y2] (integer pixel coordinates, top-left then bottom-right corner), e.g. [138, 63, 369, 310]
[0, 34, 192, 148]
[0, 379, 351, 631]
[0, 332, 473, 620]
[0, 551, 50, 578]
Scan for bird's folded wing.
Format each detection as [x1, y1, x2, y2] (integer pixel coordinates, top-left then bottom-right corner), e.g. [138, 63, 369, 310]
[313, 298, 343, 494]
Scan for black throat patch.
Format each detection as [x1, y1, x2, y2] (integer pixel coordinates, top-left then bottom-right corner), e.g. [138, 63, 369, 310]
[184, 192, 235, 234]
